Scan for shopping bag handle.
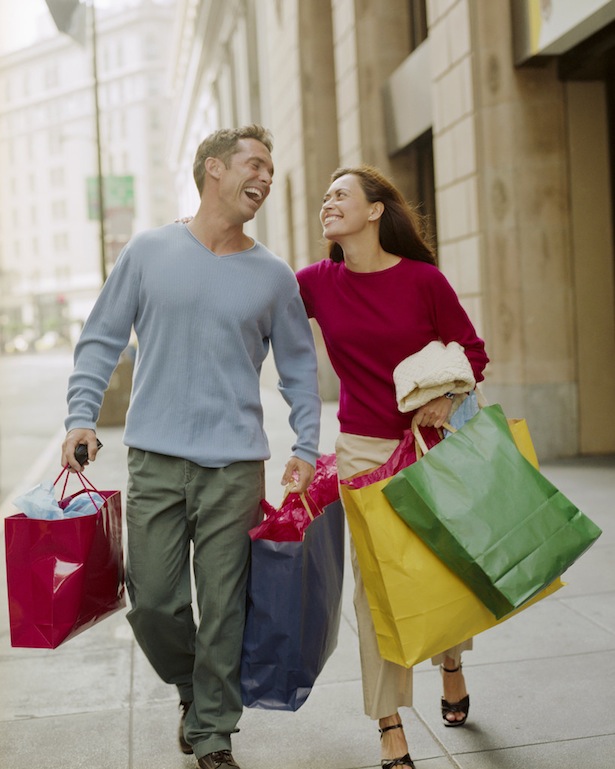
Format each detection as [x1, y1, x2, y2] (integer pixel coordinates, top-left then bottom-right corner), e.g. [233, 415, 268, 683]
[300, 493, 315, 521]
[52, 467, 103, 511]
[412, 386, 496, 458]
[281, 485, 317, 521]
[410, 383, 490, 459]
[411, 420, 454, 459]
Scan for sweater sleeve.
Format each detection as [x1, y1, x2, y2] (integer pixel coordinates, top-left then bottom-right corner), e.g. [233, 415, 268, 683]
[295, 264, 316, 318]
[429, 270, 489, 382]
[270, 287, 321, 466]
[65, 248, 139, 431]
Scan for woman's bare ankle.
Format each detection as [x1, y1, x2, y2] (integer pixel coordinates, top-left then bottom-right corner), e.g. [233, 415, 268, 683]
[441, 657, 468, 717]
[379, 712, 402, 729]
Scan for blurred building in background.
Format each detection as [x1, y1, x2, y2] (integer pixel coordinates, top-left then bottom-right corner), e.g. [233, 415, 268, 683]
[167, 0, 615, 459]
[0, 0, 176, 352]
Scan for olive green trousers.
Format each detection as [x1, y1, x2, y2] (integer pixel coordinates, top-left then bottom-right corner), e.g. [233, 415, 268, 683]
[125, 448, 264, 758]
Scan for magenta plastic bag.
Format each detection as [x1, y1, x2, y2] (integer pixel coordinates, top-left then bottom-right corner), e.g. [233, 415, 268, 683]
[250, 454, 338, 542]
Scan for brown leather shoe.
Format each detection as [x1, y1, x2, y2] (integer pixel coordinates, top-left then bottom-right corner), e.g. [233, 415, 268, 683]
[178, 700, 193, 754]
[197, 751, 240, 769]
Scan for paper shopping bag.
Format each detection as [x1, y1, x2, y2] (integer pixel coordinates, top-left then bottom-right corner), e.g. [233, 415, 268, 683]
[383, 404, 601, 618]
[5, 474, 125, 648]
[447, 390, 539, 470]
[341, 463, 563, 668]
[507, 417, 539, 469]
[241, 499, 344, 711]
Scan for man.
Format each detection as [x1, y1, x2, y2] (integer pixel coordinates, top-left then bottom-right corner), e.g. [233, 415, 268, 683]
[62, 125, 321, 769]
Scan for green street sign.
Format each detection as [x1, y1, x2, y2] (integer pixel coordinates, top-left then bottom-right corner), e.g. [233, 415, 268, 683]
[87, 175, 135, 219]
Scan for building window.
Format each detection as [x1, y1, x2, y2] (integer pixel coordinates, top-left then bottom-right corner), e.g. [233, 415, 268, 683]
[101, 44, 110, 72]
[53, 232, 69, 252]
[52, 200, 67, 219]
[144, 35, 158, 61]
[409, 0, 428, 51]
[50, 168, 65, 186]
[392, 129, 437, 254]
[48, 129, 63, 156]
[45, 64, 59, 88]
[148, 75, 161, 97]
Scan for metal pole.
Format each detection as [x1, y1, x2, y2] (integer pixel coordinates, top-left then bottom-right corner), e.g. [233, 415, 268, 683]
[90, 0, 107, 284]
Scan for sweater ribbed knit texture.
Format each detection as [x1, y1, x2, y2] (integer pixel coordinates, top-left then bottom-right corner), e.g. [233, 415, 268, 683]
[66, 224, 321, 467]
[297, 257, 488, 440]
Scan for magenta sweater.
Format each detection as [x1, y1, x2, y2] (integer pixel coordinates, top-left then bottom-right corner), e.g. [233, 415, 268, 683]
[297, 257, 489, 440]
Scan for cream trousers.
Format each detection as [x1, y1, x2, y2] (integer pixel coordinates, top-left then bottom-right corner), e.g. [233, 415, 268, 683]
[336, 432, 472, 720]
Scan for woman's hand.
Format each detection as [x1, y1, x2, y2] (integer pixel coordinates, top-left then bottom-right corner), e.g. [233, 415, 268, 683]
[413, 395, 454, 429]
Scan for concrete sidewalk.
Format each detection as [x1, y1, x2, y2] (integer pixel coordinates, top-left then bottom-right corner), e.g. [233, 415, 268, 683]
[1, 391, 613, 769]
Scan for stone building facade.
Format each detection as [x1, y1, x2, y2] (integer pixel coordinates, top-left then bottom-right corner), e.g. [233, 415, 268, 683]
[168, 0, 615, 459]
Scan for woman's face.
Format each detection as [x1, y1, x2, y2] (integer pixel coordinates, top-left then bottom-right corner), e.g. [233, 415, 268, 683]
[320, 174, 375, 241]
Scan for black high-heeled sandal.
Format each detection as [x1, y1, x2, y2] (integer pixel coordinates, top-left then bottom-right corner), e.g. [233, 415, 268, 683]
[440, 664, 470, 727]
[378, 723, 416, 769]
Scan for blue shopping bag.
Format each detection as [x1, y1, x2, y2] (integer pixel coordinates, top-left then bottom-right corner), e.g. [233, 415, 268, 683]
[240, 499, 344, 711]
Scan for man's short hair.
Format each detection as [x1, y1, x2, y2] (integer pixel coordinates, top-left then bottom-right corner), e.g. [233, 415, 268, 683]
[193, 124, 273, 194]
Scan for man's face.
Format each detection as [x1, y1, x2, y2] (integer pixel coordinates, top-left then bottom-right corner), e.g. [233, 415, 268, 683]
[218, 138, 274, 222]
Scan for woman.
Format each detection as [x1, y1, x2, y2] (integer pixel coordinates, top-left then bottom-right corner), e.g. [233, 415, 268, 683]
[296, 166, 489, 769]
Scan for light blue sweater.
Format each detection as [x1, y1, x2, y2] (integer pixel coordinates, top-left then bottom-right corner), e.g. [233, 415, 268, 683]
[66, 224, 321, 467]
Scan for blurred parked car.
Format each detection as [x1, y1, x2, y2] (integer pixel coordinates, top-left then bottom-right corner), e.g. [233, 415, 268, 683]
[4, 335, 32, 354]
[33, 331, 62, 352]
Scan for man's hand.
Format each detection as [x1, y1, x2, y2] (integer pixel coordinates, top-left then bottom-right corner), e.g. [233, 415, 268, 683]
[413, 395, 454, 429]
[61, 428, 100, 472]
[281, 457, 315, 494]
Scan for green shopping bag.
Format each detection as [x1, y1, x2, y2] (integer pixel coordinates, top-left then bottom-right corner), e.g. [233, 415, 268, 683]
[383, 404, 602, 618]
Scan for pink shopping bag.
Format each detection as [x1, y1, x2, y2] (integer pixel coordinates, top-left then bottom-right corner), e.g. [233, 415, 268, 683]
[5, 469, 125, 648]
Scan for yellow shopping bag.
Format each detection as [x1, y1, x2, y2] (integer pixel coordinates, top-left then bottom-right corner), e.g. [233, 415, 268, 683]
[507, 418, 539, 469]
[340, 430, 562, 668]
